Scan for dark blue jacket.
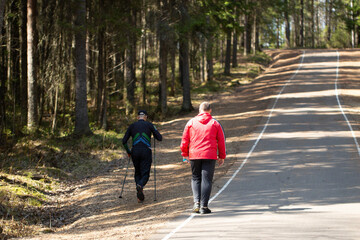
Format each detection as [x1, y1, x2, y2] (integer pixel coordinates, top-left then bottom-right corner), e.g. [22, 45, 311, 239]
[122, 120, 162, 154]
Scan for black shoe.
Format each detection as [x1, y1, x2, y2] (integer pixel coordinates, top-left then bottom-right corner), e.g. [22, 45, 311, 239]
[200, 207, 211, 214]
[136, 184, 144, 202]
[192, 202, 200, 213]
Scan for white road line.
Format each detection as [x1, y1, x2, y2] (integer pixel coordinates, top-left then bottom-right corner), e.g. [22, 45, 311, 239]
[334, 50, 360, 157]
[160, 51, 306, 240]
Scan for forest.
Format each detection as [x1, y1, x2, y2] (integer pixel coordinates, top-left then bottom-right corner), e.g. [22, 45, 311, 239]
[0, 0, 359, 141]
[0, 0, 360, 238]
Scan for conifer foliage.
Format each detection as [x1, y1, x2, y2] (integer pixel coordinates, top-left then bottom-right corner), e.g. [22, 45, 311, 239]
[0, 0, 358, 140]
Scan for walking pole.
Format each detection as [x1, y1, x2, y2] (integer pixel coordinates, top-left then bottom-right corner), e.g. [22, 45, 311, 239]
[119, 155, 131, 198]
[153, 138, 157, 201]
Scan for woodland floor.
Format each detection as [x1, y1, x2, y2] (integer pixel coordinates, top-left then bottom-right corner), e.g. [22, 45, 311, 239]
[20, 49, 360, 240]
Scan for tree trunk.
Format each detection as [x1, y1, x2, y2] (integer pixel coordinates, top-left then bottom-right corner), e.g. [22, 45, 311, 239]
[325, 0, 328, 32]
[243, 14, 250, 56]
[311, 0, 315, 48]
[190, 43, 196, 81]
[86, 31, 95, 101]
[100, 37, 108, 130]
[316, 0, 320, 47]
[64, 46, 71, 120]
[157, 0, 171, 116]
[293, 7, 299, 47]
[285, 0, 291, 48]
[179, 38, 192, 112]
[179, 0, 193, 112]
[220, 38, 224, 67]
[124, 36, 135, 115]
[74, 0, 91, 136]
[9, 1, 20, 131]
[351, 0, 355, 48]
[206, 35, 213, 82]
[251, 12, 256, 54]
[141, 47, 147, 104]
[64, 32, 72, 110]
[140, 4, 147, 103]
[255, 22, 260, 51]
[215, 37, 220, 60]
[0, 38, 6, 140]
[27, 0, 38, 130]
[98, 38, 106, 128]
[114, 52, 123, 98]
[86, 0, 94, 101]
[170, 43, 176, 96]
[300, 0, 304, 47]
[97, 0, 104, 123]
[327, 0, 332, 41]
[276, 18, 280, 48]
[100, 77, 107, 129]
[51, 85, 58, 133]
[20, 0, 27, 127]
[131, 7, 137, 101]
[124, 8, 136, 116]
[0, 0, 5, 36]
[232, 29, 238, 67]
[206, 16, 213, 82]
[224, 30, 231, 75]
[159, 37, 168, 117]
[200, 38, 205, 82]
[37, 86, 45, 127]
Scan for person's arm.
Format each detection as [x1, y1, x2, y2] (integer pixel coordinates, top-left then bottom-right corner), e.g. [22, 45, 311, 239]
[150, 123, 162, 141]
[216, 121, 226, 160]
[122, 126, 132, 155]
[180, 121, 191, 158]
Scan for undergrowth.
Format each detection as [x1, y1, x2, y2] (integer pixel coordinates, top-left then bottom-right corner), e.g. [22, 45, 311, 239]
[0, 51, 271, 239]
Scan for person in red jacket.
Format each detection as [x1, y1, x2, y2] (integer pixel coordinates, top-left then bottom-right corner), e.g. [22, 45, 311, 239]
[180, 102, 226, 214]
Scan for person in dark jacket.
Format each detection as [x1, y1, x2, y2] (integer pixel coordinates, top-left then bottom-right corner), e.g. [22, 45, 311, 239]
[180, 102, 226, 214]
[122, 110, 162, 203]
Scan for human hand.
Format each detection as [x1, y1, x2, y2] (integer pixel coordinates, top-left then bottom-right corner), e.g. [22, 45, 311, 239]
[217, 158, 224, 167]
[182, 157, 189, 164]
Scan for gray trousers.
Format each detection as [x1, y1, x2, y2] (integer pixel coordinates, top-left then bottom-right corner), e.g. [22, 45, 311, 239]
[190, 159, 216, 207]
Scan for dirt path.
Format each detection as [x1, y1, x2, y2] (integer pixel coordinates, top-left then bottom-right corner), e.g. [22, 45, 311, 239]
[21, 49, 360, 240]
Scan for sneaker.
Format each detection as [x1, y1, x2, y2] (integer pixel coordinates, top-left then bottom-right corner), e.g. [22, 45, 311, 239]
[136, 184, 144, 202]
[192, 202, 200, 213]
[200, 207, 211, 214]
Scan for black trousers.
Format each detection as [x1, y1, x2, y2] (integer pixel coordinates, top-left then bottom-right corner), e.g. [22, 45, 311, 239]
[190, 159, 216, 207]
[131, 147, 152, 188]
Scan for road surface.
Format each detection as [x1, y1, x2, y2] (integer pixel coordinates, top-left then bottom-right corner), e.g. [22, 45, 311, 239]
[150, 50, 360, 240]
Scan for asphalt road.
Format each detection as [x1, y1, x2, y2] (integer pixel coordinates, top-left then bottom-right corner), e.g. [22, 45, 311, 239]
[151, 50, 360, 240]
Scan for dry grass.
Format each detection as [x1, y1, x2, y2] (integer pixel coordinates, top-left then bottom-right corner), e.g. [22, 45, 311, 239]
[3, 50, 331, 239]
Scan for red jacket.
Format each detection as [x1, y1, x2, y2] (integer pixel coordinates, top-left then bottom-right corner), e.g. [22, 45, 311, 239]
[180, 112, 226, 160]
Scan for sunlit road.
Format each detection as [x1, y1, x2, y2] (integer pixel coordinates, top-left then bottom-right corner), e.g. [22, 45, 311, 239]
[151, 50, 360, 240]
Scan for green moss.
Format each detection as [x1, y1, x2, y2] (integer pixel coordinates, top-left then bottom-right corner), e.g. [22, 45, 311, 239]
[27, 197, 42, 207]
[9, 186, 46, 201]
